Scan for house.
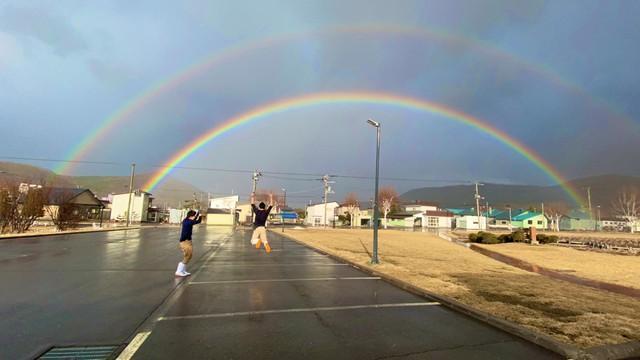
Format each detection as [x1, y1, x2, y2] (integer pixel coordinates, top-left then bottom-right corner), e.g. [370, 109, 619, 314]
[511, 211, 548, 229]
[489, 209, 513, 229]
[560, 209, 595, 231]
[385, 212, 421, 228]
[209, 195, 239, 210]
[598, 218, 627, 231]
[305, 202, 339, 227]
[401, 200, 438, 213]
[110, 191, 153, 223]
[43, 188, 104, 223]
[336, 204, 363, 227]
[205, 208, 235, 226]
[418, 210, 454, 229]
[455, 215, 487, 230]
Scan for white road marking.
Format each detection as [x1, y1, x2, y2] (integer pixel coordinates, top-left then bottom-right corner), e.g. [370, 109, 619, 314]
[115, 331, 151, 360]
[159, 302, 440, 321]
[189, 276, 381, 285]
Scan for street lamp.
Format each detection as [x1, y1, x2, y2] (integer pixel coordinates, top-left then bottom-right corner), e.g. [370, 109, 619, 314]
[367, 118, 381, 264]
[596, 205, 601, 231]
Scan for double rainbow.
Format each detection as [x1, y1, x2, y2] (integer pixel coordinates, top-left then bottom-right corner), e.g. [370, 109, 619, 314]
[142, 91, 585, 206]
[56, 25, 637, 175]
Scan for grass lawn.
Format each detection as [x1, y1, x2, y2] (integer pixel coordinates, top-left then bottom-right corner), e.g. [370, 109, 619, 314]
[285, 228, 640, 348]
[476, 242, 640, 289]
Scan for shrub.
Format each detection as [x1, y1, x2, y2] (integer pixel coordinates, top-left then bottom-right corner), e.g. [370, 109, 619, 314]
[498, 233, 513, 243]
[480, 232, 500, 244]
[537, 234, 559, 244]
[512, 229, 526, 242]
[467, 231, 501, 244]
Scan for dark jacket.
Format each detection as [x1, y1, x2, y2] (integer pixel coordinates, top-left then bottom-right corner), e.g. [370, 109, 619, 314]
[252, 204, 272, 227]
[180, 216, 202, 241]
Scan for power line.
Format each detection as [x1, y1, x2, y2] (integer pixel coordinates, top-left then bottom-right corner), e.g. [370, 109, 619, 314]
[1, 155, 474, 184]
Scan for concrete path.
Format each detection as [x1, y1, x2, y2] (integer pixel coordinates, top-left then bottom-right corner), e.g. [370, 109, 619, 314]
[126, 230, 560, 360]
[0, 226, 232, 360]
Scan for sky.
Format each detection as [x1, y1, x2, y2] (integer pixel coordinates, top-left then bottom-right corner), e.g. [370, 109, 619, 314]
[1, 0, 640, 205]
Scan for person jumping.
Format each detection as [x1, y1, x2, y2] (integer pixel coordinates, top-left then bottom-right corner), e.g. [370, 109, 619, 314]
[250, 192, 273, 253]
[175, 210, 203, 277]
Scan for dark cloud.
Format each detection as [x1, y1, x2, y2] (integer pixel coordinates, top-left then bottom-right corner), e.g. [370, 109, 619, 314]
[0, 5, 87, 56]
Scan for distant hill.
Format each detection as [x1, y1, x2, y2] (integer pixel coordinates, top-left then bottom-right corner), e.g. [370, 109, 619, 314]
[401, 174, 640, 216]
[0, 162, 202, 207]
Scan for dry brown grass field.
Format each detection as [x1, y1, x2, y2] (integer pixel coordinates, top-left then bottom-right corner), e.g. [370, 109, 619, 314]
[476, 243, 640, 289]
[285, 228, 640, 348]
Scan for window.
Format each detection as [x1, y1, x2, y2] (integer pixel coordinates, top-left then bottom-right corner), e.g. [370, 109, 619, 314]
[528, 220, 532, 224]
[427, 217, 438, 227]
[537, 221, 543, 225]
[314, 218, 321, 226]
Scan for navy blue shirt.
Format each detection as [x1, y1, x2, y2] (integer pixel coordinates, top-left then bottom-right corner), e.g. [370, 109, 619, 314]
[180, 216, 202, 241]
[251, 204, 272, 227]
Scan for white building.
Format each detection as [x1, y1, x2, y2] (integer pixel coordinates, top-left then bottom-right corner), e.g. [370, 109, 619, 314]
[110, 191, 152, 222]
[305, 202, 340, 227]
[455, 215, 487, 230]
[209, 195, 239, 210]
[169, 208, 188, 224]
[402, 202, 438, 213]
[417, 210, 454, 229]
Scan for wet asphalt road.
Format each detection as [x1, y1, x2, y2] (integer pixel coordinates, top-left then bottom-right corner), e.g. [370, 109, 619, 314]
[0, 226, 231, 360]
[126, 230, 560, 360]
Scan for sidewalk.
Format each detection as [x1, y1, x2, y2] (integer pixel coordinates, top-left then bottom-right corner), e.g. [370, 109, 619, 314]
[120, 230, 559, 360]
[0, 225, 142, 239]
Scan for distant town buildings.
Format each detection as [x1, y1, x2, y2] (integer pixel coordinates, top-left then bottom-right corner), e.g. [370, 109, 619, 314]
[110, 191, 152, 223]
[305, 202, 339, 227]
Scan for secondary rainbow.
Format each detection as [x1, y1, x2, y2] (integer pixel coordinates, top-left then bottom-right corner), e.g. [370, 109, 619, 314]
[142, 91, 585, 206]
[56, 25, 637, 175]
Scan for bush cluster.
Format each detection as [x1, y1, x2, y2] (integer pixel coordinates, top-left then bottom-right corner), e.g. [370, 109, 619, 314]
[468, 229, 557, 245]
[468, 231, 500, 244]
[536, 234, 559, 244]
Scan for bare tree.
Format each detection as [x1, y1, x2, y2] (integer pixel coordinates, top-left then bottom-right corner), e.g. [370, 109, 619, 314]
[378, 186, 398, 229]
[254, 190, 282, 205]
[0, 184, 17, 234]
[544, 202, 569, 232]
[612, 188, 639, 233]
[343, 192, 359, 228]
[12, 187, 47, 233]
[46, 189, 82, 231]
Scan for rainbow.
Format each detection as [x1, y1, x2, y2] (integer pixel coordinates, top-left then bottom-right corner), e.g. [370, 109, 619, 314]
[142, 91, 585, 206]
[56, 25, 638, 175]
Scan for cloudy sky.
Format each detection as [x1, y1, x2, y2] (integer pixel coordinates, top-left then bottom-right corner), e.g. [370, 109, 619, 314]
[1, 0, 639, 204]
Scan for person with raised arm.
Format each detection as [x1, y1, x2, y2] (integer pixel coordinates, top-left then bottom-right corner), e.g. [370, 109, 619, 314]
[250, 192, 274, 253]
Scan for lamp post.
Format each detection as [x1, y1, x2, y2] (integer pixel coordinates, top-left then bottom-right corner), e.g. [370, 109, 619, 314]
[367, 119, 381, 264]
[596, 205, 601, 231]
[506, 205, 513, 232]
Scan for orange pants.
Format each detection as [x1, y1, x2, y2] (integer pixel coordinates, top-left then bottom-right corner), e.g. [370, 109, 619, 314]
[179, 240, 193, 264]
[251, 226, 268, 245]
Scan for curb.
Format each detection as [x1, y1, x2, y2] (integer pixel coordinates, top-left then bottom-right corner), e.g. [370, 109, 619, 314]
[0, 226, 143, 240]
[273, 231, 640, 360]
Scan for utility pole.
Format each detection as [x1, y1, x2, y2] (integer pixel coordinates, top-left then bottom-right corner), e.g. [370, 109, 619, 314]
[251, 170, 262, 219]
[474, 182, 484, 230]
[507, 205, 513, 232]
[126, 163, 136, 227]
[322, 175, 334, 227]
[281, 188, 287, 209]
[586, 187, 592, 215]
